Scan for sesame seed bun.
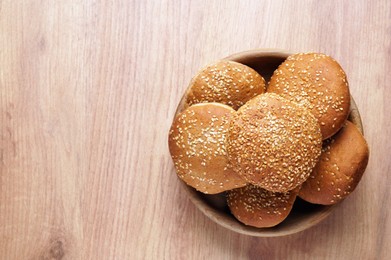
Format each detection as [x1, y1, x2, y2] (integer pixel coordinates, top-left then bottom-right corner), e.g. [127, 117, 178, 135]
[299, 121, 369, 205]
[185, 60, 266, 110]
[267, 53, 350, 140]
[227, 184, 299, 228]
[168, 103, 247, 194]
[227, 93, 322, 193]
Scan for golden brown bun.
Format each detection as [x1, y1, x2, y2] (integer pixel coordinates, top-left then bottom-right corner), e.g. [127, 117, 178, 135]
[299, 121, 369, 205]
[185, 60, 266, 110]
[227, 93, 322, 192]
[168, 103, 247, 194]
[268, 53, 350, 139]
[227, 184, 299, 228]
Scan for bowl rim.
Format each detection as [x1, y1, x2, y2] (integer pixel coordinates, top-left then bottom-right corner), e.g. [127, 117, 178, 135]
[223, 48, 295, 62]
[174, 48, 363, 237]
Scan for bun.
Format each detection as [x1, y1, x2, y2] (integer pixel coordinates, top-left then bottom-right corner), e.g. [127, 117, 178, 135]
[185, 60, 266, 110]
[227, 93, 322, 192]
[268, 53, 350, 139]
[168, 103, 247, 194]
[299, 121, 369, 205]
[227, 184, 298, 228]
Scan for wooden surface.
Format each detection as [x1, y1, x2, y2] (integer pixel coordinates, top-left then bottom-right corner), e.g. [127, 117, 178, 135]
[0, 0, 390, 259]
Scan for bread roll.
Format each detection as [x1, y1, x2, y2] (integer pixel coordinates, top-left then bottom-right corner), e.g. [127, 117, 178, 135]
[268, 53, 350, 139]
[185, 60, 266, 110]
[227, 184, 298, 228]
[299, 121, 369, 205]
[227, 93, 322, 192]
[168, 103, 247, 194]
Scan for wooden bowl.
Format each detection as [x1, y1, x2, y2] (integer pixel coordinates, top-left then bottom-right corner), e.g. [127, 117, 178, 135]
[174, 49, 363, 237]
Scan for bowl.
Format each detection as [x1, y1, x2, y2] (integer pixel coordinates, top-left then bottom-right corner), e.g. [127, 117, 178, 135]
[173, 49, 363, 237]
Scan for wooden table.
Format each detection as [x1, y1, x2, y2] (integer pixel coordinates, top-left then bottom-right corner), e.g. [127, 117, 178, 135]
[0, 1, 390, 259]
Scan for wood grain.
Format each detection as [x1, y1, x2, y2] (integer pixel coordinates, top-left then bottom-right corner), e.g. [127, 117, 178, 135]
[0, 0, 389, 259]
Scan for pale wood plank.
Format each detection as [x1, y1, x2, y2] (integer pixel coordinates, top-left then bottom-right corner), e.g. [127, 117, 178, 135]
[0, 0, 389, 259]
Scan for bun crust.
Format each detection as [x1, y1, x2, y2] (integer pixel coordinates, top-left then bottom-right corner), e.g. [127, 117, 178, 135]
[227, 93, 322, 193]
[185, 60, 266, 110]
[268, 53, 350, 139]
[227, 184, 298, 228]
[168, 103, 247, 194]
[299, 121, 369, 205]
